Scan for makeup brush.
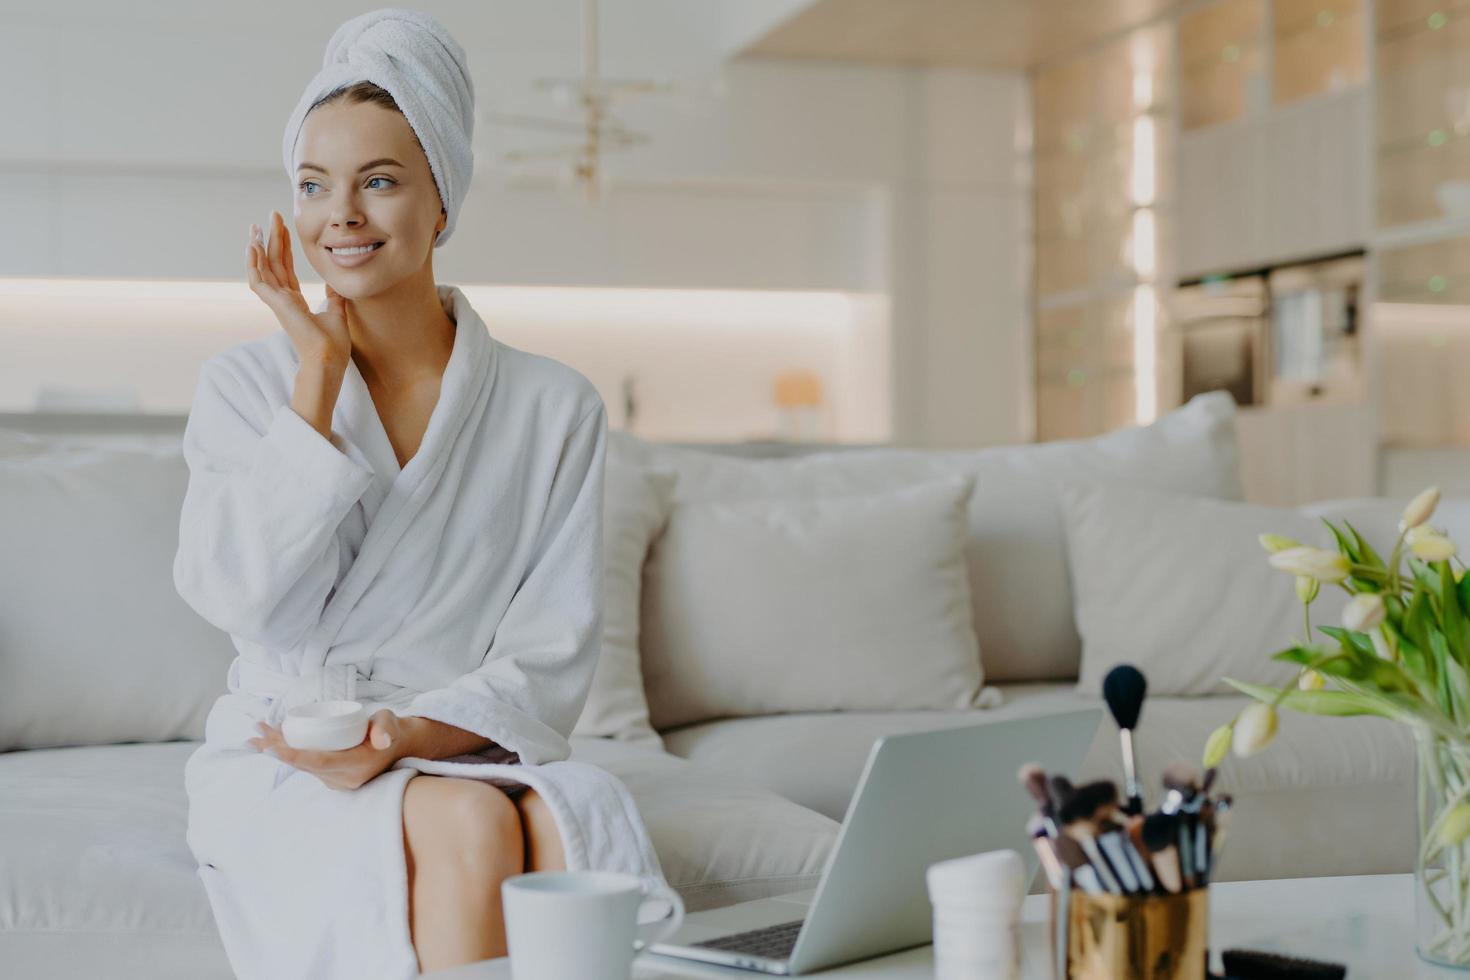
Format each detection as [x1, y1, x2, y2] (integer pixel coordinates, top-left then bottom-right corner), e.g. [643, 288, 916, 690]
[1056, 779, 1120, 826]
[1052, 832, 1105, 896]
[1093, 824, 1143, 893]
[1195, 801, 1214, 886]
[1057, 780, 1125, 895]
[1102, 664, 1148, 816]
[1103, 816, 1157, 893]
[1210, 795, 1234, 870]
[1048, 774, 1075, 811]
[1027, 815, 1069, 891]
[1161, 763, 1201, 888]
[1124, 813, 1162, 892]
[1163, 763, 1202, 811]
[1140, 812, 1183, 894]
[1059, 780, 1141, 893]
[1018, 763, 1059, 837]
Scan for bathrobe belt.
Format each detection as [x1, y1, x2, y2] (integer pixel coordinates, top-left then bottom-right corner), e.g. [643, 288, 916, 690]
[231, 657, 406, 727]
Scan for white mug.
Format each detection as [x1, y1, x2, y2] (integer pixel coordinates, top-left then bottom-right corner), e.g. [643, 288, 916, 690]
[501, 870, 684, 980]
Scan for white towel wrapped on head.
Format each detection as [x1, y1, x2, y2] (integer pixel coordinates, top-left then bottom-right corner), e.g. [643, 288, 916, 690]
[281, 7, 475, 248]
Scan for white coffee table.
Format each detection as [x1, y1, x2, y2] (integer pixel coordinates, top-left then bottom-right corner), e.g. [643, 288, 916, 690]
[428, 874, 1464, 978]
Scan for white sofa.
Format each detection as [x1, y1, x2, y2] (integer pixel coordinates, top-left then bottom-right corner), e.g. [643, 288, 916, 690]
[0, 393, 1430, 978]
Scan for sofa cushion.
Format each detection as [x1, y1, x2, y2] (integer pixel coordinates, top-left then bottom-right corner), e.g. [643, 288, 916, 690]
[660, 683, 1415, 883]
[641, 477, 992, 730]
[659, 684, 1099, 821]
[1064, 484, 1356, 696]
[613, 391, 1244, 685]
[0, 741, 218, 935]
[0, 441, 237, 751]
[571, 462, 674, 747]
[569, 738, 838, 911]
[0, 739, 234, 977]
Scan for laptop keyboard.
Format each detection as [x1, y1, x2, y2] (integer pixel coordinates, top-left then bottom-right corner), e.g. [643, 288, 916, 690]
[690, 918, 805, 960]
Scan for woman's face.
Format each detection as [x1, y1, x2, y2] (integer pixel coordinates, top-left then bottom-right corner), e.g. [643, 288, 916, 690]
[292, 100, 446, 299]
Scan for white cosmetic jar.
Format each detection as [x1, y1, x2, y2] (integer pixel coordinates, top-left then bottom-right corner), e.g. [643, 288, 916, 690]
[281, 700, 369, 751]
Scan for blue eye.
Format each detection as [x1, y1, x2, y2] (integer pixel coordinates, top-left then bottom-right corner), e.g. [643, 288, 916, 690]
[297, 177, 393, 196]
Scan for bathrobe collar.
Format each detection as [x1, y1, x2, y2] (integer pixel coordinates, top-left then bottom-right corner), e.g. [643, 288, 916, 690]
[293, 284, 497, 687]
[331, 285, 493, 497]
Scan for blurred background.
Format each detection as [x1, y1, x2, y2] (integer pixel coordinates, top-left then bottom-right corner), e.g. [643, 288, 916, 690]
[1, 0, 1463, 502]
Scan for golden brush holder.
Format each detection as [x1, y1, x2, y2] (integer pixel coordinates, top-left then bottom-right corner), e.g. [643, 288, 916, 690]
[1051, 887, 1209, 980]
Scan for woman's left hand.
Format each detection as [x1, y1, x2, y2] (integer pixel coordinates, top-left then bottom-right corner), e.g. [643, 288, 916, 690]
[248, 709, 406, 791]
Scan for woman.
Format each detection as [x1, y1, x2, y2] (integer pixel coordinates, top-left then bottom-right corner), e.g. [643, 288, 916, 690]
[175, 10, 664, 979]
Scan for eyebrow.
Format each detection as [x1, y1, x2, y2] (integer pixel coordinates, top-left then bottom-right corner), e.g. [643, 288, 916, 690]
[296, 157, 405, 175]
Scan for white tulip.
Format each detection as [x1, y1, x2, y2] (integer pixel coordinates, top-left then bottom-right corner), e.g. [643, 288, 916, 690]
[1371, 626, 1397, 661]
[1295, 576, 1320, 604]
[1401, 486, 1441, 532]
[1259, 533, 1301, 554]
[1298, 670, 1326, 691]
[1269, 546, 1351, 584]
[1408, 525, 1458, 563]
[1342, 593, 1387, 633]
[1232, 702, 1279, 758]
[1441, 804, 1470, 848]
[1203, 724, 1233, 769]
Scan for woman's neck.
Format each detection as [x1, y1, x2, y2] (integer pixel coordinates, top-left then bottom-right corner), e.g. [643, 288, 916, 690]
[346, 267, 456, 392]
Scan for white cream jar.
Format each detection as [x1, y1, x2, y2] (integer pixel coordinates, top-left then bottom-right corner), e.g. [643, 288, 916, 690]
[281, 700, 369, 751]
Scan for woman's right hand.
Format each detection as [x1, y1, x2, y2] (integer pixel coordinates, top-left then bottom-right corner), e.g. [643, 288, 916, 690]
[246, 210, 352, 366]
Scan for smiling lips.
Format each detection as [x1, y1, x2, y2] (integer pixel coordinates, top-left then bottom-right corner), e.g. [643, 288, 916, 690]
[325, 241, 385, 267]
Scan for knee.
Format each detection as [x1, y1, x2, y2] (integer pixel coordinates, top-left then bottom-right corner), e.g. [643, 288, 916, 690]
[441, 782, 525, 880]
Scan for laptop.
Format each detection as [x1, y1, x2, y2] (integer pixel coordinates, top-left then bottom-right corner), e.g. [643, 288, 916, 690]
[647, 709, 1102, 975]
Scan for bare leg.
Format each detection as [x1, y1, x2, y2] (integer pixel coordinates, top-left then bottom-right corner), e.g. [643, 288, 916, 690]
[515, 787, 567, 872]
[402, 775, 525, 972]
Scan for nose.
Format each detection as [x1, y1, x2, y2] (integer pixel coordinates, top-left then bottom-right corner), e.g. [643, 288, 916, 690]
[329, 193, 365, 231]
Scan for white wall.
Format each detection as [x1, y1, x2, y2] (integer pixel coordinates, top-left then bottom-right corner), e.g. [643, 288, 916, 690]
[0, 4, 1030, 447]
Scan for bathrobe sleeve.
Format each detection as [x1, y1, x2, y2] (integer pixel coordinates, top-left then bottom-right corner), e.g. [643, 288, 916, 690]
[407, 401, 608, 765]
[173, 355, 375, 651]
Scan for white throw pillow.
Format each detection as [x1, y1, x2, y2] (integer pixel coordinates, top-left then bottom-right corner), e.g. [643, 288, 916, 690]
[1065, 483, 1380, 697]
[0, 439, 238, 750]
[572, 461, 674, 746]
[613, 390, 1244, 684]
[640, 477, 989, 731]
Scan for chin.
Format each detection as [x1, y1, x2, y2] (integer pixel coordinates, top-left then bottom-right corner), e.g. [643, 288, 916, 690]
[325, 274, 395, 302]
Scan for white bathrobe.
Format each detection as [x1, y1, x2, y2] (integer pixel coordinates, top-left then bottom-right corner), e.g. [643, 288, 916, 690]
[175, 284, 664, 980]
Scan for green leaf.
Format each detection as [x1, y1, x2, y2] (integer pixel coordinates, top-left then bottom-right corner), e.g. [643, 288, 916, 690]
[1405, 586, 1434, 655]
[1316, 657, 1365, 682]
[1224, 678, 1399, 719]
[1412, 558, 1443, 600]
[1396, 628, 1435, 689]
[1328, 517, 1358, 564]
[1442, 562, 1470, 666]
[1321, 518, 1360, 564]
[1432, 631, 1458, 714]
[1446, 657, 1470, 728]
[1347, 648, 1417, 694]
[1319, 625, 1375, 658]
[1272, 647, 1317, 666]
[1344, 520, 1387, 571]
[1459, 572, 1470, 620]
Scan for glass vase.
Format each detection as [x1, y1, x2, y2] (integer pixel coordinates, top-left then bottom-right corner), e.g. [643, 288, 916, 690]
[1416, 728, 1470, 968]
